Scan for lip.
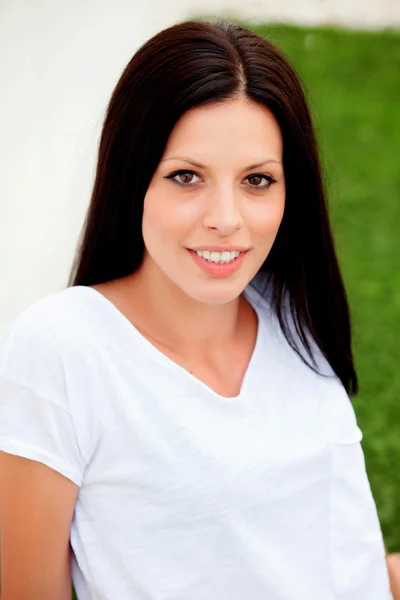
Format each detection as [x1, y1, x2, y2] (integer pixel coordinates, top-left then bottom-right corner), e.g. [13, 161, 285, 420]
[188, 246, 250, 252]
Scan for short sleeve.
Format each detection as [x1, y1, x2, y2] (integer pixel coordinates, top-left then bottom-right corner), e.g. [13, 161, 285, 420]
[0, 375, 84, 486]
[0, 300, 85, 487]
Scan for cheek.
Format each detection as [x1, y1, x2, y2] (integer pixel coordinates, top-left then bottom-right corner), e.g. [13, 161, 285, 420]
[142, 189, 195, 245]
[142, 205, 164, 241]
[250, 192, 286, 238]
[142, 188, 177, 240]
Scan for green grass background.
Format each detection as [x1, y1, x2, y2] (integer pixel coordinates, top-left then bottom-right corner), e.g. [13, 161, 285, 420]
[72, 22, 400, 600]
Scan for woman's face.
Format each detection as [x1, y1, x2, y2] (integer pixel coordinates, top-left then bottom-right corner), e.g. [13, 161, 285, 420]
[141, 96, 285, 304]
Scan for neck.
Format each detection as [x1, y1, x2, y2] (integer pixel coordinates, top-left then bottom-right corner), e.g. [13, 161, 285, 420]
[119, 266, 247, 357]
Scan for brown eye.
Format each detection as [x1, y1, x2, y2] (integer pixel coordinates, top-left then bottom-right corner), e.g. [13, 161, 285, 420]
[246, 174, 277, 189]
[164, 170, 201, 187]
[248, 175, 264, 187]
[178, 173, 194, 184]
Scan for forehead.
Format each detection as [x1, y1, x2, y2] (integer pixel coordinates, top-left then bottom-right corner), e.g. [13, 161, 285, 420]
[161, 97, 283, 165]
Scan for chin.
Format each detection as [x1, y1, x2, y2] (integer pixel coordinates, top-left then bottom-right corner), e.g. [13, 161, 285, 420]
[179, 279, 247, 305]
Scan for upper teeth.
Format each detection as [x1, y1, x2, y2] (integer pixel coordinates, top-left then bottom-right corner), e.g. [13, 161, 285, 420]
[196, 250, 241, 263]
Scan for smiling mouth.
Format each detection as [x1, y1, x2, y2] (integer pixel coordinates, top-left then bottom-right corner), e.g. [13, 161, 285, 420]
[186, 247, 248, 276]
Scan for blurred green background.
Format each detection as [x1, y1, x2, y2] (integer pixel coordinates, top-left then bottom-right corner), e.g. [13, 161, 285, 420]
[72, 21, 400, 600]
[250, 23, 400, 552]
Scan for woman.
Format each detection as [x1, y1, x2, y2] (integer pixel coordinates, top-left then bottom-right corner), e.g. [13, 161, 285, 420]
[0, 18, 395, 600]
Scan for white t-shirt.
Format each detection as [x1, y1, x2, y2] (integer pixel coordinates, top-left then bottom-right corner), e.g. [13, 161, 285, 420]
[0, 274, 392, 600]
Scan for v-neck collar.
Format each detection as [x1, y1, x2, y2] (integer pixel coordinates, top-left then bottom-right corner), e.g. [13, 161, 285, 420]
[74, 282, 265, 402]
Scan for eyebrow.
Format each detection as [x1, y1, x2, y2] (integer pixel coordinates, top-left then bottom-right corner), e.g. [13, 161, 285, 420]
[161, 156, 282, 170]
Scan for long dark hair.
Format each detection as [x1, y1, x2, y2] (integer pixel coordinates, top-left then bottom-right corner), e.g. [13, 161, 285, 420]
[68, 18, 358, 395]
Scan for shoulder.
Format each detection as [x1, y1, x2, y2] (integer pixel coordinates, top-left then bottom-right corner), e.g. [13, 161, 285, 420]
[247, 273, 361, 442]
[0, 287, 100, 398]
[0, 286, 98, 354]
[248, 271, 338, 376]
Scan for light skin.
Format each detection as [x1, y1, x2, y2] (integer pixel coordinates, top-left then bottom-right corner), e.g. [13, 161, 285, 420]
[387, 550, 400, 598]
[114, 95, 285, 363]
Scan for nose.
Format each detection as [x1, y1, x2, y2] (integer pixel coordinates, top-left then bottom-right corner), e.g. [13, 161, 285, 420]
[202, 185, 244, 236]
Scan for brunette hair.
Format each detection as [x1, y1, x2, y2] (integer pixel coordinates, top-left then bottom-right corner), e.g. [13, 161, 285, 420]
[68, 18, 358, 395]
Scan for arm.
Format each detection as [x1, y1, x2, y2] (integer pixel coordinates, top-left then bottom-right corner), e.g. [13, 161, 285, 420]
[0, 452, 79, 600]
[387, 552, 400, 600]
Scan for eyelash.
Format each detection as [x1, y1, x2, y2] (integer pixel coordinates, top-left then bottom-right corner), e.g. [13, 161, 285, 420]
[164, 169, 277, 190]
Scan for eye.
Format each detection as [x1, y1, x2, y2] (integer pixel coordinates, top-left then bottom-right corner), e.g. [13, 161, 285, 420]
[246, 174, 277, 189]
[164, 170, 201, 187]
[164, 169, 277, 189]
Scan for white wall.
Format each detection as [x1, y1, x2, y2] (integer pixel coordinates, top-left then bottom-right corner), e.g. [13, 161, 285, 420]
[0, 0, 399, 333]
[0, 0, 159, 331]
